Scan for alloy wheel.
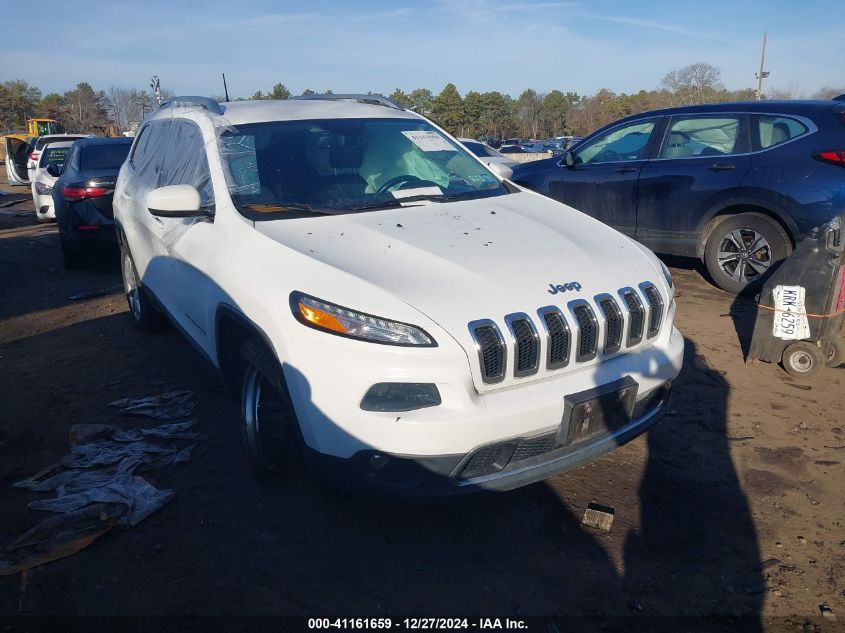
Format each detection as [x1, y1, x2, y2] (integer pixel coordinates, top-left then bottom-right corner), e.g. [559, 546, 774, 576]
[716, 229, 772, 284]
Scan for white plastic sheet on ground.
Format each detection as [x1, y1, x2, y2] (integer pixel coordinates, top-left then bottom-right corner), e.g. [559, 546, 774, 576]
[1, 415, 203, 576]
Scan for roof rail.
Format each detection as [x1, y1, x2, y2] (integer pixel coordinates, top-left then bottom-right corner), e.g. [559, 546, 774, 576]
[159, 96, 225, 115]
[290, 93, 404, 111]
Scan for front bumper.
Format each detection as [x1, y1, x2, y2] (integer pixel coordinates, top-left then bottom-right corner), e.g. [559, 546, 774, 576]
[310, 380, 672, 496]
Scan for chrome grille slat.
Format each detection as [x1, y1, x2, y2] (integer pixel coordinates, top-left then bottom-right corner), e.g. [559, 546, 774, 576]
[506, 314, 540, 377]
[620, 288, 645, 347]
[641, 283, 664, 339]
[596, 295, 623, 355]
[570, 301, 598, 362]
[538, 307, 570, 370]
[469, 320, 506, 384]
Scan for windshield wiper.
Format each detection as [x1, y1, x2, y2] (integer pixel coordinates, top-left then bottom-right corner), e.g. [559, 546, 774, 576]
[353, 193, 483, 211]
[241, 202, 337, 215]
[352, 190, 501, 212]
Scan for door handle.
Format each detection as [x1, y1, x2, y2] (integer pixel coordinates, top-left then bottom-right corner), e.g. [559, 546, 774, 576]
[707, 163, 736, 171]
[614, 167, 638, 173]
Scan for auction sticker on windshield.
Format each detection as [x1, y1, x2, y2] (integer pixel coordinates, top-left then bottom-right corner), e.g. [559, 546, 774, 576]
[772, 285, 811, 340]
[402, 131, 457, 152]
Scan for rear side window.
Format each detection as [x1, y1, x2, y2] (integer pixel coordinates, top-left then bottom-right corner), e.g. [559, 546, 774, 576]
[659, 116, 742, 159]
[39, 147, 70, 167]
[753, 115, 809, 150]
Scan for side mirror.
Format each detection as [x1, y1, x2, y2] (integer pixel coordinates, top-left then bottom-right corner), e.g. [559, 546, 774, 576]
[486, 161, 513, 180]
[46, 164, 63, 178]
[562, 151, 575, 167]
[147, 185, 209, 218]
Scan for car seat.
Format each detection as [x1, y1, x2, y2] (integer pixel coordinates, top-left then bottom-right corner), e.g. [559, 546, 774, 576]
[663, 132, 693, 159]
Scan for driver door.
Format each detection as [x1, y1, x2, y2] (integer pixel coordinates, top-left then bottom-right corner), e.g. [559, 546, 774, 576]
[548, 117, 662, 237]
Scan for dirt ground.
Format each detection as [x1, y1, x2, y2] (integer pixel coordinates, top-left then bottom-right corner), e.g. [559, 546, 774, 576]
[0, 181, 842, 630]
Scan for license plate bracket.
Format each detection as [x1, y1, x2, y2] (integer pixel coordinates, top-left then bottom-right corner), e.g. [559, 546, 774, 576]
[558, 376, 638, 445]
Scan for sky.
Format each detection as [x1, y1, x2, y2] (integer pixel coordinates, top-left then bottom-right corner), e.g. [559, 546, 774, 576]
[2, 0, 842, 99]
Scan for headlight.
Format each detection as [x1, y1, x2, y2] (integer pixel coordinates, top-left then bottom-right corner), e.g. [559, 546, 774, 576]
[34, 181, 53, 195]
[292, 292, 436, 347]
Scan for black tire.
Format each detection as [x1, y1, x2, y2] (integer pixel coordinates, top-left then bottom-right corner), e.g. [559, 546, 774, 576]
[239, 338, 304, 476]
[120, 247, 168, 333]
[782, 341, 826, 379]
[60, 236, 86, 269]
[703, 212, 792, 294]
[826, 339, 845, 368]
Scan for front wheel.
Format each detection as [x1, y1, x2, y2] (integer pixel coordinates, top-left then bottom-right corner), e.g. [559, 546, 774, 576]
[782, 341, 826, 379]
[240, 338, 304, 476]
[703, 213, 791, 294]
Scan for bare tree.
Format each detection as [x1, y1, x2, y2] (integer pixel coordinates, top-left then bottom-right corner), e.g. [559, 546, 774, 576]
[812, 86, 845, 100]
[516, 89, 543, 139]
[660, 63, 723, 106]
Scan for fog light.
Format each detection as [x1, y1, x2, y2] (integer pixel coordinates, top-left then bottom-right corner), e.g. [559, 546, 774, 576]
[360, 383, 441, 412]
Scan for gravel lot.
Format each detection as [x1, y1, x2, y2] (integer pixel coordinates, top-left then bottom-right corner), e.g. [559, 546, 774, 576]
[0, 182, 842, 629]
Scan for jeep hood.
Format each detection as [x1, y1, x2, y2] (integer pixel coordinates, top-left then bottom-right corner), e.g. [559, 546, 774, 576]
[255, 191, 663, 336]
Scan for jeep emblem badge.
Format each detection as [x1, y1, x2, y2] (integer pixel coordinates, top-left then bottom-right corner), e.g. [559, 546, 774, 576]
[547, 282, 582, 295]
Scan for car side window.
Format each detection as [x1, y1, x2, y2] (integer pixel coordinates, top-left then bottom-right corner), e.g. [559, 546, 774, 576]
[753, 115, 808, 150]
[130, 125, 149, 166]
[575, 121, 655, 164]
[659, 116, 742, 159]
[134, 121, 171, 189]
[159, 120, 214, 205]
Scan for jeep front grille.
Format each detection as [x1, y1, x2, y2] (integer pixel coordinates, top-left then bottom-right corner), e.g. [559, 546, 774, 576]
[470, 321, 506, 384]
[469, 281, 663, 383]
[597, 296, 623, 355]
[641, 283, 663, 338]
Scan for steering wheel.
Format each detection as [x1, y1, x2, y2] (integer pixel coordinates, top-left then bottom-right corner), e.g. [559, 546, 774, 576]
[376, 175, 440, 194]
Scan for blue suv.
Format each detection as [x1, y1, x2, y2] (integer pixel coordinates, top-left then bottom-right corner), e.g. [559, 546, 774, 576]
[512, 98, 845, 293]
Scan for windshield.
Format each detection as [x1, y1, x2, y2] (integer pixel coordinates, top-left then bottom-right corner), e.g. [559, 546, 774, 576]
[220, 118, 509, 217]
[35, 135, 85, 151]
[81, 143, 132, 170]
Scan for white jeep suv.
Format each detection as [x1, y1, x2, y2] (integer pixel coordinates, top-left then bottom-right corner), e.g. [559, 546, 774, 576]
[113, 94, 683, 494]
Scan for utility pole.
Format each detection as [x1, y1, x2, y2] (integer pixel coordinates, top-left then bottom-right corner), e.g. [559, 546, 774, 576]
[150, 75, 163, 106]
[755, 33, 770, 101]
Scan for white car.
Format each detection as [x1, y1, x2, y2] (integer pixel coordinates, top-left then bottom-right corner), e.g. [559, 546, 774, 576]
[458, 138, 518, 171]
[114, 94, 683, 494]
[25, 134, 89, 182]
[30, 140, 74, 222]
